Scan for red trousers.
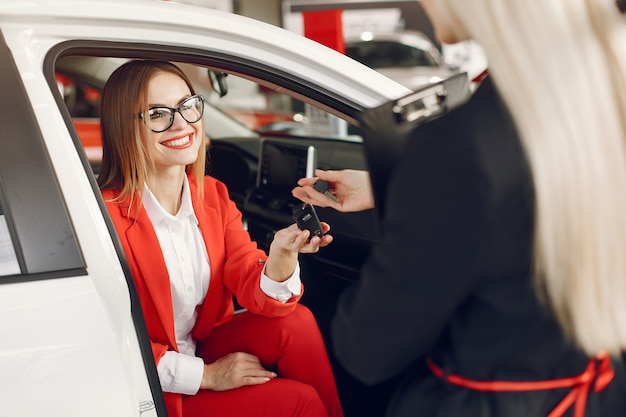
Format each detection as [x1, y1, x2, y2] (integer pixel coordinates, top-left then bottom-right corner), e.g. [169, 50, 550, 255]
[184, 304, 344, 417]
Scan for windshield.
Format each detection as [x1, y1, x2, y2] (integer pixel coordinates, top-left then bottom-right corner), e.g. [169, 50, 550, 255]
[346, 40, 440, 69]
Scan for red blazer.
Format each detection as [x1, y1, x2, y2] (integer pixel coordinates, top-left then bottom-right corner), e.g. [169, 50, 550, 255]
[102, 175, 302, 417]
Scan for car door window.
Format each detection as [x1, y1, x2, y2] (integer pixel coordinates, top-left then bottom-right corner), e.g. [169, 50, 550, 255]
[203, 74, 354, 139]
[0, 35, 85, 279]
[56, 56, 362, 179]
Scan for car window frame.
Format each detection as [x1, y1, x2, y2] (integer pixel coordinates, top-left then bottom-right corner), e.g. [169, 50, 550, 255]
[42, 40, 374, 417]
[0, 31, 85, 282]
[48, 40, 365, 124]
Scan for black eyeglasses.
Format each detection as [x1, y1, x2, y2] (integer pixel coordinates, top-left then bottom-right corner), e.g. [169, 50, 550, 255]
[138, 95, 204, 133]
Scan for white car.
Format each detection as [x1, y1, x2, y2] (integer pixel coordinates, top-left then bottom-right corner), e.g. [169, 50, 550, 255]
[0, 1, 470, 416]
[345, 30, 457, 90]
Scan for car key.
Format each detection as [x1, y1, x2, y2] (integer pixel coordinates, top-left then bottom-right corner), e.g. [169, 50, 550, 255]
[292, 203, 324, 240]
[312, 179, 339, 202]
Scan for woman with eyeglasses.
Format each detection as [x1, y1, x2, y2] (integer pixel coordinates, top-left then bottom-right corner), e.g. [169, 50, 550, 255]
[97, 60, 343, 417]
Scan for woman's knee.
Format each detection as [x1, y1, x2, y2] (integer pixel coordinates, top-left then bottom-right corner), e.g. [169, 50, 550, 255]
[183, 379, 328, 417]
[277, 303, 319, 332]
[270, 379, 329, 417]
[247, 304, 321, 342]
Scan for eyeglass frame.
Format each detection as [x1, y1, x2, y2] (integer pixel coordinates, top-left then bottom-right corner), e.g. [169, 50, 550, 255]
[137, 94, 205, 133]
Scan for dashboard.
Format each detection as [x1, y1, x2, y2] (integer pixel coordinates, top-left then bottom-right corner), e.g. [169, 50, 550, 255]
[208, 135, 379, 287]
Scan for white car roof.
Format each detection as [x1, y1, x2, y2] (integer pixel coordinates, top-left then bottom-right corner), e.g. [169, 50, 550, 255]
[0, 0, 411, 109]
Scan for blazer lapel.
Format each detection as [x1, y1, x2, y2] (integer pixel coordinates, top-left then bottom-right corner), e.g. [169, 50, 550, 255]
[121, 201, 178, 350]
[191, 182, 226, 330]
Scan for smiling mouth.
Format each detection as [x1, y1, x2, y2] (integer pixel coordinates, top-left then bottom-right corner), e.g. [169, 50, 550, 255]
[161, 135, 192, 148]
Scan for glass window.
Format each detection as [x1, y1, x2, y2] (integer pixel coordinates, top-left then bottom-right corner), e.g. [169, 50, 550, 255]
[55, 56, 361, 178]
[346, 40, 439, 69]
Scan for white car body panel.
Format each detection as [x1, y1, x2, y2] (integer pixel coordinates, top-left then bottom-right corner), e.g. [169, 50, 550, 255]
[0, 0, 409, 108]
[0, 277, 146, 417]
[0, 1, 411, 416]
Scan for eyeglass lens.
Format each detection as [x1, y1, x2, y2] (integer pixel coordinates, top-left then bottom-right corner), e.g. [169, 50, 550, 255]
[144, 95, 204, 132]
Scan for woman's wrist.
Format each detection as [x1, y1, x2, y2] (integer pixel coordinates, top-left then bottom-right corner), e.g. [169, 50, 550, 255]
[200, 363, 214, 390]
[265, 244, 297, 282]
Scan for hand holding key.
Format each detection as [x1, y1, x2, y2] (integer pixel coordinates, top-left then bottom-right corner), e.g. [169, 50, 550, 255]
[292, 169, 375, 213]
[312, 179, 339, 203]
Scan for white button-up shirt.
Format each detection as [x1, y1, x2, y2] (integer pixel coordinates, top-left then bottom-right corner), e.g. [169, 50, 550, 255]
[142, 178, 301, 395]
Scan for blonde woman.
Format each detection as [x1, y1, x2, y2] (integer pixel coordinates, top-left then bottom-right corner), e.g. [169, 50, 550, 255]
[293, 0, 626, 416]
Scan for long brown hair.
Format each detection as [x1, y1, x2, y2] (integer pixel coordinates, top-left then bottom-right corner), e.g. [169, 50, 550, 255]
[98, 60, 206, 206]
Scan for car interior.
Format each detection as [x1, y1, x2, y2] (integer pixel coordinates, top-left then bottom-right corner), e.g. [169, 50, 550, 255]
[52, 50, 397, 417]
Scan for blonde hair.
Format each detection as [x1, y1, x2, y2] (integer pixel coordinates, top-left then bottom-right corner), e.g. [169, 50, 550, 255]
[98, 60, 206, 209]
[437, 0, 626, 355]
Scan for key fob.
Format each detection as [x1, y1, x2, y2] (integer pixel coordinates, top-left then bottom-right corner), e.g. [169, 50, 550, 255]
[292, 203, 324, 240]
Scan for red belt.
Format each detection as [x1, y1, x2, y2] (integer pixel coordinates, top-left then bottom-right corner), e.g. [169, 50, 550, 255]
[426, 351, 615, 417]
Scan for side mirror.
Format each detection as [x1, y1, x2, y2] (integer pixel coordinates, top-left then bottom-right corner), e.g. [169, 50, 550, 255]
[208, 70, 228, 97]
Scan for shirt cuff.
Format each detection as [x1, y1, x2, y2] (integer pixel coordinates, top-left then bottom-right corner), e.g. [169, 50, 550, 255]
[157, 351, 204, 395]
[260, 262, 302, 303]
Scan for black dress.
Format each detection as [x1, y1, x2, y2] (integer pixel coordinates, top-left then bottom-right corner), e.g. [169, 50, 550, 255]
[331, 77, 626, 416]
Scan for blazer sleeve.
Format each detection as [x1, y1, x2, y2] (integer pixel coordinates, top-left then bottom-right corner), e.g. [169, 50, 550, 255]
[151, 341, 169, 365]
[202, 178, 301, 318]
